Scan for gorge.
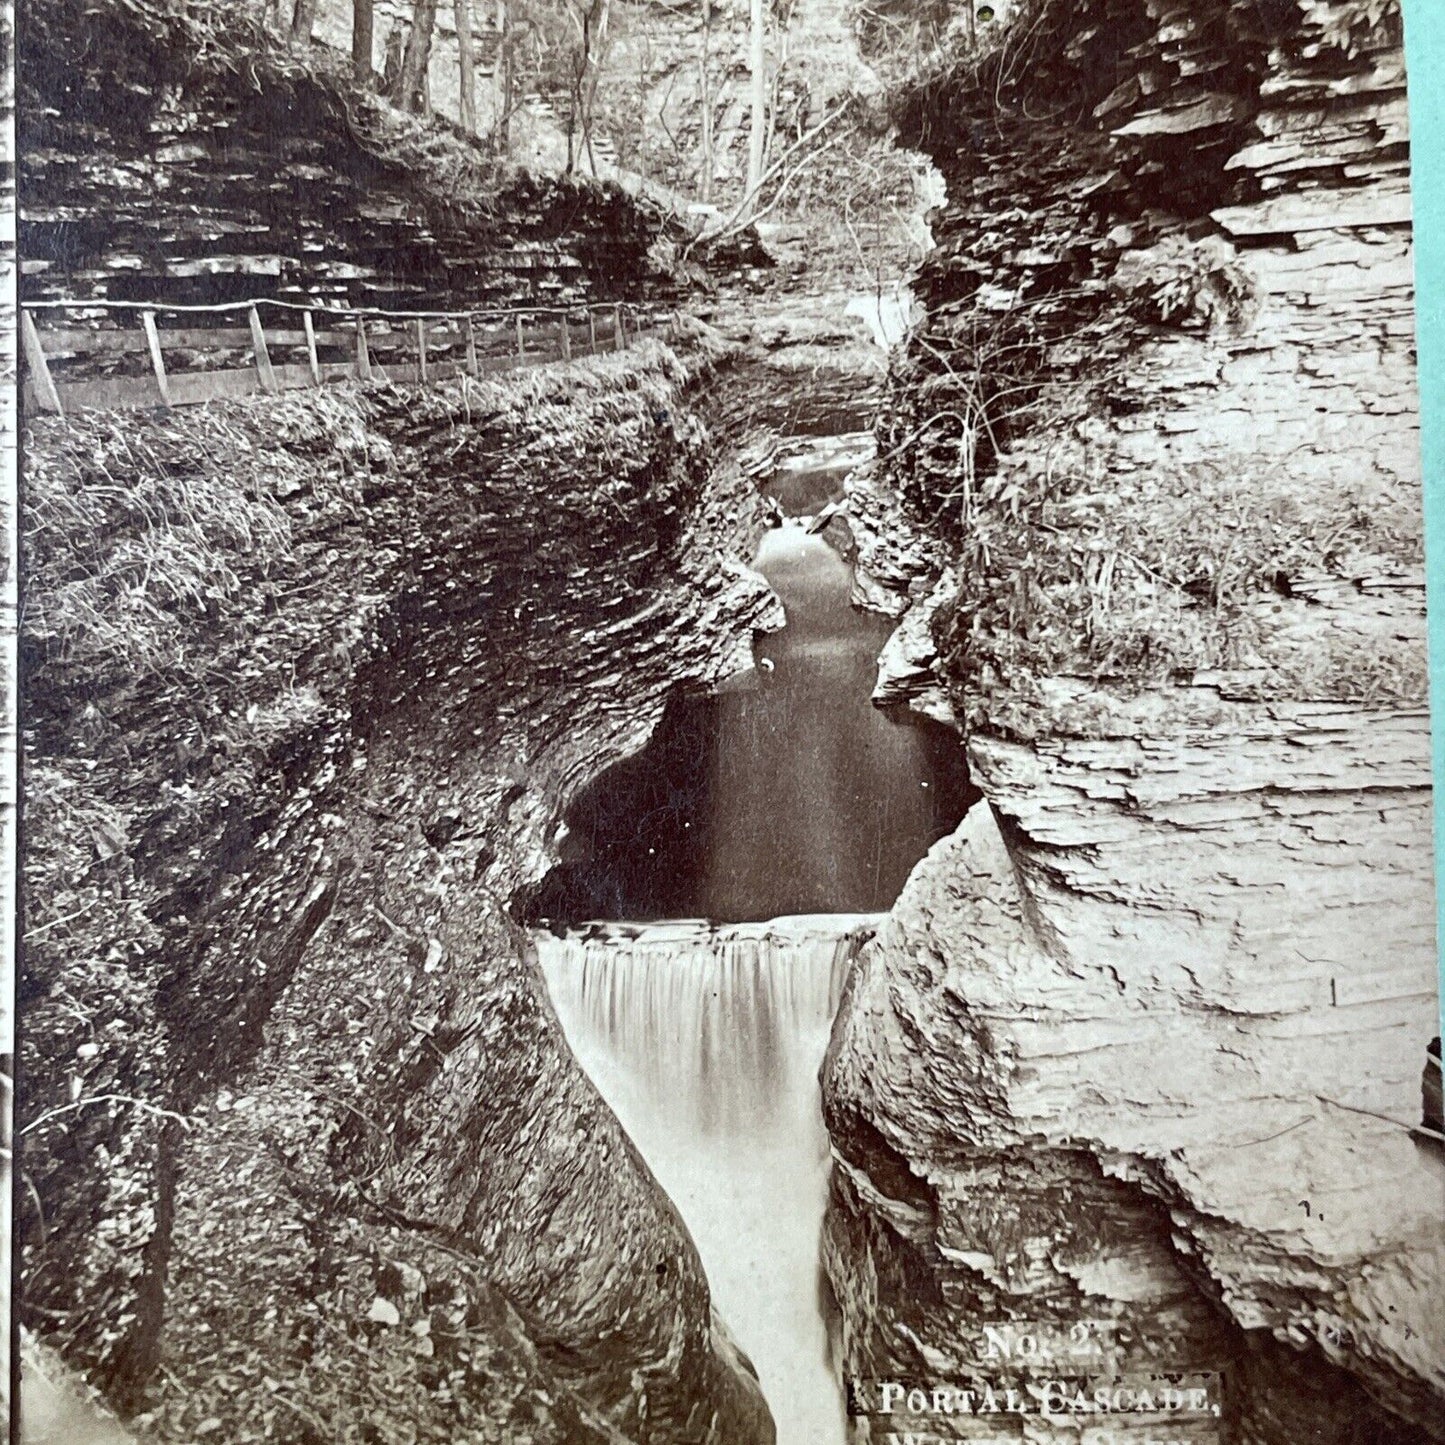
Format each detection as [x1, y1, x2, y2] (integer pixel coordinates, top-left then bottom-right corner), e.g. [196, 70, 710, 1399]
[14, 1, 1445, 1444]
[530, 435, 974, 1443]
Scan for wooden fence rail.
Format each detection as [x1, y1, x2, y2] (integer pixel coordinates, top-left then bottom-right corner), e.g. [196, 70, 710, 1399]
[20, 297, 649, 419]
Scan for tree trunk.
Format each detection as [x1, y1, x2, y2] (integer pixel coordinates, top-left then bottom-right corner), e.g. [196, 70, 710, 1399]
[496, 0, 513, 156]
[580, 0, 610, 175]
[565, 79, 579, 174]
[395, 0, 439, 113]
[455, 0, 477, 131]
[565, 0, 591, 174]
[698, 0, 713, 203]
[745, 0, 767, 214]
[352, 0, 375, 83]
[291, 0, 319, 42]
[383, 23, 405, 94]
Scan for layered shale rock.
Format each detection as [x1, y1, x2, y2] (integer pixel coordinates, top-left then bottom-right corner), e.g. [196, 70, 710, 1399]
[21, 341, 778, 1443]
[20, 0, 676, 321]
[824, 2, 1442, 1441]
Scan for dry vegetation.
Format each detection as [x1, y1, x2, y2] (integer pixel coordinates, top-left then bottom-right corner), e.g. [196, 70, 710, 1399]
[929, 425, 1426, 737]
[18, 343, 718, 1417]
[869, 0, 1422, 737]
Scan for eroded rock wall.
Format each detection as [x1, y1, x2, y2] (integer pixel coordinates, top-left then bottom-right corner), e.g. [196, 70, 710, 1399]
[21, 341, 778, 1443]
[824, 2, 1442, 1440]
[21, 0, 675, 318]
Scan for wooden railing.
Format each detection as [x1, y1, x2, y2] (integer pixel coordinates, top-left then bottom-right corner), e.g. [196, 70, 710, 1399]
[19, 297, 651, 419]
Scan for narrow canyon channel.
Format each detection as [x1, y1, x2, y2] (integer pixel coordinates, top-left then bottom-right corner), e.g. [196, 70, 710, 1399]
[531, 434, 974, 1443]
[16, 4, 1443, 1442]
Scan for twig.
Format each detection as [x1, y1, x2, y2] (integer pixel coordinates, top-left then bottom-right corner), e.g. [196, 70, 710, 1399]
[26, 897, 101, 938]
[157, 1363, 189, 1396]
[21, 1171, 46, 1246]
[1231, 1116, 1311, 1149]
[367, 901, 413, 940]
[874, 408, 974, 468]
[21, 1094, 192, 1136]
[737, 130, 847, 234]
[273, 1390, 331, 1436]
[654, 67, 685, 162]
[326, 1093, 400, 1185]
[683, 101, 852, 257]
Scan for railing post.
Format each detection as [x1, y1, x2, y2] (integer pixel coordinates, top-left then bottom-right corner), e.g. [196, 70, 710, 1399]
[355, 316, 374, 381]
[141, 311, 173, 408]
[248, 305, 278, 393]
[559, 309, 571, 362]
[303, 310, 322, 386]
[416, 318, 428, 383]
[588, 307, 598, 355]
[19, 310, 64, 416]
[465, 317, 479, 376]
[613, 303, 625, 352]
[515, 313, 526, 360]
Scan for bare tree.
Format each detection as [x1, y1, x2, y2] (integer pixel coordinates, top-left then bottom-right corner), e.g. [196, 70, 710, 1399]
[698, 0, 714, 202]
[557, 0, 611, 174]
[688, 100, 850, 257]
[745, 0, 766, 212]
[494, 0, 552, 158]
[353, 0, 376, 83]
[494, 0, 511, 152]
[395, 0, 440, 113]
[580, 0, 611, 172]
[383, 21, 405, 93]
[291, 0, 319, 42]
[455, 0, 478, 130]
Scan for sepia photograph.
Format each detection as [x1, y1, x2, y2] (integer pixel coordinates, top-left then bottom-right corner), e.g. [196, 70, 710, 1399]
[4, 0, 1443, 1441]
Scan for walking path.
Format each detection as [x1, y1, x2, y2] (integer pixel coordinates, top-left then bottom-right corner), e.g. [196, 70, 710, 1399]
[20, 296, 654, 418]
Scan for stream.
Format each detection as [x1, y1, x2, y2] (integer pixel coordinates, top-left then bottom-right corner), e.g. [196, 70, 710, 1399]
[533, 434, 972, 1443]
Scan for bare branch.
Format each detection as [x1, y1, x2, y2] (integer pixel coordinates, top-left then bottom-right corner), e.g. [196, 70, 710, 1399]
[22, 1094, 192, 1136]
[686, 101, 852, 257]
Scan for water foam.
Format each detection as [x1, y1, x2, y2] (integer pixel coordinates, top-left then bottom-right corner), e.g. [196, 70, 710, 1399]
[538, 916, 878, 1444]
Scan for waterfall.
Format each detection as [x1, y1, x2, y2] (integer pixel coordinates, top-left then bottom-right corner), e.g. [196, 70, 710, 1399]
[527, 437, 974, 1441]
[538, 915, 879, 1445]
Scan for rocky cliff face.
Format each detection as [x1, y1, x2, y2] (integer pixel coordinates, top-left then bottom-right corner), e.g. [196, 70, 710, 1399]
[824, 2, 1442, 1440]
[20, 0, 676, 318]
[21, 338, 779, 1443]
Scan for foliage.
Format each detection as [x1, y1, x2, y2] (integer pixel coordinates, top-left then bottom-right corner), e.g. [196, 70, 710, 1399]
[932, 425, 1426, 735]
[854, 0, 1034, 140]
[1314, 0, 1402, 58]
[884, 264, 1423, 736]
[23, 0, 271, 97]
[1109, 235, 1257, 331]
[866, 0, 1424, 736]
[19, 340, 724, 1415]
[23, 396, 374, 730]
[25, 417, 301, 692]
[880, 299, 1059, 527]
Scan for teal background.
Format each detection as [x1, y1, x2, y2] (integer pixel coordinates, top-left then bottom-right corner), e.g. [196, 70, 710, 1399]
[1402, 1, 1445, 1031]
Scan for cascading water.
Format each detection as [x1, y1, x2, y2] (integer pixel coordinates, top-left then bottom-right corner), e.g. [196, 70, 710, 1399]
[538, 917, 877, 1445]
[534, 434, 973, 1443]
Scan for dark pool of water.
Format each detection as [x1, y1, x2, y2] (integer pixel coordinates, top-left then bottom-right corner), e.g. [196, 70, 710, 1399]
[523, 444, 975, 926]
